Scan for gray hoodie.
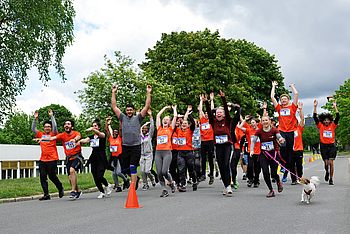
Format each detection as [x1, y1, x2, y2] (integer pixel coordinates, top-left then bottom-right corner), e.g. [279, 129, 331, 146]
[141, 120, 155, 156]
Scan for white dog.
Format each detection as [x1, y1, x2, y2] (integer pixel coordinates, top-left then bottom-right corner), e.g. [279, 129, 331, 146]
[299, 176, 320, 204]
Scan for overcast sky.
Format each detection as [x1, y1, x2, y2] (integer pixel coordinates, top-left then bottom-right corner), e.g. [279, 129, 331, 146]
[16, 0, 349, 116]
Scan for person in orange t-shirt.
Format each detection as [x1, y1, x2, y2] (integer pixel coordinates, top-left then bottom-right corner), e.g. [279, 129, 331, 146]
[177, 105, 197, 192]
[32, 109, 64, 201]
[198, 94, 215, 184]
[51, 119, 83, 199]
[313, 100, 340, 185]
[291, 102, 305, 185]
[271, 81, 299, 183]
[155, 105, 177, 197]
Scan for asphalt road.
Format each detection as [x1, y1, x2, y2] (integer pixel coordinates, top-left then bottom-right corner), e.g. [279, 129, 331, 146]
[1, 155, 349, 234]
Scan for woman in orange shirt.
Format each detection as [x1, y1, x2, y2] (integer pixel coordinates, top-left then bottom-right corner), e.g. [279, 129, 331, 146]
[155, 105, 177, 197]
[313, 100, 340, 185]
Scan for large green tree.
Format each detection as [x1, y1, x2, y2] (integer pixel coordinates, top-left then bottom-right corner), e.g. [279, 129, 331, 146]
[0, 111, 33, 144]
[324, 78, 350, 146]
[0, 0, 75, 122]
[76, 51, 176, 122]
[140, 29, 286, 115]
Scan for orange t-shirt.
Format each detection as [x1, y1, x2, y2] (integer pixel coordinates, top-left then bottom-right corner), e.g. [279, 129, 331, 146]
[234, 127, 245, 150]
[317, 122, 337, 144]
[156, 126, 173, 151]
[275, 103, 298, 132]
[36, 131, 59, 161]
[200, 116, 214, 141]
[176, 128, 194, 151]
[56, 131, 82, 158]
[172, 129, 179, 150]
[244, 123, 261, 155]
[293, 126, 304, 151]
[108, 135, 122, 157]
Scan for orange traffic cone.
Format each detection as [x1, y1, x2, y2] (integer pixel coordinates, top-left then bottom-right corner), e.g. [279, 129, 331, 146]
[125, 181, 142, 209]
[308, 157, 312, 163]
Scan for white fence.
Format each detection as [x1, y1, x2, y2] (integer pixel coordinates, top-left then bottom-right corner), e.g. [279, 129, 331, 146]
[0, 144, 92, 180]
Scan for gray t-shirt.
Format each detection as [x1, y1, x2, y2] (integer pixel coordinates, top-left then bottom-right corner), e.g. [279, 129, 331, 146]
[120, 113, 144, 146]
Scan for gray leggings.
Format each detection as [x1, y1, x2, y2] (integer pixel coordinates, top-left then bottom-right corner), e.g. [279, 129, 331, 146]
[155, 150, 173, 188]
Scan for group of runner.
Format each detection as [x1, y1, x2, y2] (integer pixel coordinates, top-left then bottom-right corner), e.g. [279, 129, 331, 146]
[32, 81, 340, 200]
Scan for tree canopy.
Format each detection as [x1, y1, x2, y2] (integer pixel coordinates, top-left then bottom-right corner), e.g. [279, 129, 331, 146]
[0, 0, 75, 122]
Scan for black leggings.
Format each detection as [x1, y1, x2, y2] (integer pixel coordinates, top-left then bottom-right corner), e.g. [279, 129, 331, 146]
[39, 161, 63, 195]
[279, 131, 294, 178]
[230, 149, 241, 183]
[259, 151, 280, 191]
[177, 151, 197, 186]
[247, 154, 261, 184]
[291, 150, 303, 181]
[215, 143, 232, 187]
[170, 150, 180, 185]
[90, 157, 109, 193]
[201, 140, 215, 177]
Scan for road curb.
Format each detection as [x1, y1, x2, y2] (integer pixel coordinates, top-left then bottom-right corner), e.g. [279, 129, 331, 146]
[0, 187, 99, 204]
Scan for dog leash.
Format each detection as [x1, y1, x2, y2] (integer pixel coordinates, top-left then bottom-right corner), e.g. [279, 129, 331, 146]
[262, 150, 301, 181]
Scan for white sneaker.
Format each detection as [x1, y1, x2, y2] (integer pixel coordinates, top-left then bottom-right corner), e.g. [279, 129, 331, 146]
[226, 186, 233, 197]
[97, 192, 105, 199]
[105, 184, 112, 196]
[222, 187, 227, 196]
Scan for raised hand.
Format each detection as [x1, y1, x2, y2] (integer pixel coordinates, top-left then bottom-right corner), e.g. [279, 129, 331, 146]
[332, 101, 337, 109]
[209, 92, 215, 100]
[172, 105, 177, 110]
[48, 109, 53, 117]
[106, 116, 112, 125]
[298, 101, 303, 110]
[219, 90, 225, 97]
[313, 99, 318, 107]
[147, 109, 152, 116]
[200, 94, 207, 102]
[34, 110, 39, 119]
[187, 105, 193, 112]
[272, 81, 278, 87]
[146, 85, 152, 93]
[112, 84, 118, 93]
[262, 101, 267, 109]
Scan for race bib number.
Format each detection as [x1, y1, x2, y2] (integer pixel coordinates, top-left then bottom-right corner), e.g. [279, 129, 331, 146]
[294, 130, 298, 138]
[201, 122, 210, 130]
[177, 137, 186, 146]
[65, 141, 76, 150]
[323, 130, 332, 138]
[280, 108, 291, 116]
[193, 135, 200, 141]
[261, 141, 274, 151]
[157, 135, 168, 145]
[41, 135, 51, 142]
[109, 146, 118, 152]
[90, 138, 100, 147]
[172, 137, 178, 145]
[215, 135, 228, 144]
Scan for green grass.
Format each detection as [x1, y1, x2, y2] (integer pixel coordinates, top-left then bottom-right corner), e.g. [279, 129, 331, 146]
[0, 171, 114, 199]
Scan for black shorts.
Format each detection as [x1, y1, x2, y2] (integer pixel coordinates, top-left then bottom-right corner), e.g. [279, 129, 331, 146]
[66, 154, 83, 174]
[122, 144, 141, 167]
[320, 143, 337, 160]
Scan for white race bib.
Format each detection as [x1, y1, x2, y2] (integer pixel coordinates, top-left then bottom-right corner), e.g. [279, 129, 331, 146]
[90, 138, 100, 147]
[172, 137, 178, 145]
[157, 135, 168, 145]
[261, 141, 274, 151]
[215, 135, 228, 144]
[177, 137, 186, 146]
[193, 135, 200, 141]
[41, 135, 51, 142]
[323, 130, 332, 138]
[110, 146, 118, 152]
[65, 141, 76, 150]
[280, 108, 291, 116]
[201, 122, 210, 130]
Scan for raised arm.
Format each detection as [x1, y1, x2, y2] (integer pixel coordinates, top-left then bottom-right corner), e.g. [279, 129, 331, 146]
[156, 106, 170, 128]
[171, 105, 177, 129]
[262, 101, 268, 117]
[31, 111, 39, 133]
[48, 109, 58, 134]
[199, 94, 205, 118]
[139, 85, 152, 118]
[86, 127, 105, 138]
[219, 90, 231, 120]
[184, 105, 192, 122]
[313, 99, 320, 125]
[333, 101, 340, 125]
[204, 95, 214, 125]
[237, 115, 249, 132]
[210, 92, 215, 110]
[105, 116, 113, 138]
[270, 81, 278, 107]
[290, 83, 299, 105]
[111, 85, 121, 119]
[298, 102, 305, 127]
[148, 110, 155, 138]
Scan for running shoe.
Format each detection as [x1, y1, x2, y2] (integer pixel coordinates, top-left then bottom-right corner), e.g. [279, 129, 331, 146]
[97, 192, 105, 199]
[253, 182, 259, 188]
[247, 180, 253, 187]
[160, 190, 169, 197]
[123, 179, 130, 190]
[58, 188, 64, 198]
[266, 190, 275, 198]
[215, 171, 219, 178]
[271, 178, 276, 183]
[209, 176, 214, 185]
[291, 181, 297, 185]
[277, 182, 283, 193]
[325, 171, 329, 182]
[39, 195, 51, 201]
[187, 178, 193, 184]
[178, 185, 186, 192]
[200, 175, 206, 182]
[222, 187, 227, 196]
[282, 176, 287, 183]
[329, 178, 334, 185]
[105, 184, 112, 195]
[135, 176, 141, 190]
[226, 186, 233, 197]
[170, 181, 176, 193]
[75, 191, 82, 199]
[192, 183, 198, 191]
[69, 191, 76, 199]
[142, 184, 150, 191]
[115, 187, 122, 192]
[242, 174, 247, 180]
[151, 181, 156, 187]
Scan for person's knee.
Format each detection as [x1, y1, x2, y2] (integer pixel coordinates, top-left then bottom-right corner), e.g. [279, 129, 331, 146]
[69, 167, 76, 175]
